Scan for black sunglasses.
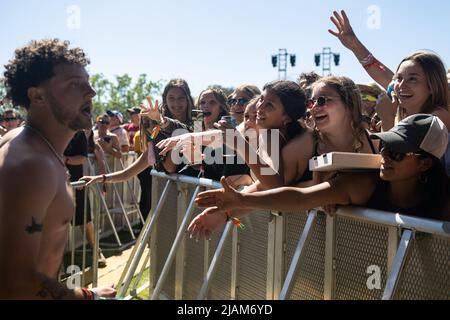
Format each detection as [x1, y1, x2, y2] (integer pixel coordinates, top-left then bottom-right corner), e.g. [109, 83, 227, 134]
[380, 145, 422, 162]
[3, 117, 17, 122]
[307, 96, 336, 108]
[228, 98, 249, 106]
[98, 120, 110, 125]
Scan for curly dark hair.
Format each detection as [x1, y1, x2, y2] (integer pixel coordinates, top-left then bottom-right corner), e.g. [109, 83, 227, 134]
[3, 39, 90, 109]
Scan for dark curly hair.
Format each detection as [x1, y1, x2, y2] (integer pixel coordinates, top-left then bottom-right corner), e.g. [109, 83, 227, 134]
[3, 39, 90, 109]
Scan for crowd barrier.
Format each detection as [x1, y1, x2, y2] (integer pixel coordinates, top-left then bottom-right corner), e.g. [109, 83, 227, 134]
[119, 170, 450, 300]
[62, 153, 143, 288]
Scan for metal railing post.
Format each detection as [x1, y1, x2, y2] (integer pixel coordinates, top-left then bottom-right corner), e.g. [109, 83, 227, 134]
[324, 214, 336, 300]
[382, 229, 414, 300]
[116, 180, 173, 297]
[197, 221, 234, 300]
[151, 186, 201, 300]
[279, 210, 317, 300]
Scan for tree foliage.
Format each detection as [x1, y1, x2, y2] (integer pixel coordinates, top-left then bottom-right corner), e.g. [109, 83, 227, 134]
[90, 73, 163, 118]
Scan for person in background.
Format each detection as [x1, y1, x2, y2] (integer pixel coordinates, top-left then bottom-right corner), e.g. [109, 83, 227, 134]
[106, 110, 129, 153]
[227, 84, 261, 125]
[93, 114, 121, 159]
[1, 109, 21, 133]
[64, 131, 107, 268]
[124, 107, 141, 151]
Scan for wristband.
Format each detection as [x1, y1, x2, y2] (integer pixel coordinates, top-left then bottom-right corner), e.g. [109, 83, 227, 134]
[81, 287, 93, 300]
[225, 212, 245, 230]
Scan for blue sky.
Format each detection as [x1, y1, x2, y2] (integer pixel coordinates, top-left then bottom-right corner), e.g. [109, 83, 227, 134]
[1, 0, 449, 97]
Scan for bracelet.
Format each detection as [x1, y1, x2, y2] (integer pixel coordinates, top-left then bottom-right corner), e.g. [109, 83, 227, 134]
[361, 57, 386, 71]
[359, 53, 374, 65]
[225, 212, 245, 230]
[81, 287, 93, 300]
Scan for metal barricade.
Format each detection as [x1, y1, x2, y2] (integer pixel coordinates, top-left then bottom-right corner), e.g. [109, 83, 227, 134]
[122, 171, 450, 300]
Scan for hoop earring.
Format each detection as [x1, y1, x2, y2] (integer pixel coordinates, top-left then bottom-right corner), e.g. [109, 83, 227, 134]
[419, 172, 428, 184]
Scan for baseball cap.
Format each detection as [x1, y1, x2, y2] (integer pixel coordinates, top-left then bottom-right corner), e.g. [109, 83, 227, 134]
[370, 114, 449, 159]
[106, 110, 124, 124]
[127, 107, 142, 114]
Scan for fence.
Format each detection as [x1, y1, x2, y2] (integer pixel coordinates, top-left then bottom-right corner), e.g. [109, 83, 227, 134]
[62, 153, 143, 288]
[119, 170, 450, 300]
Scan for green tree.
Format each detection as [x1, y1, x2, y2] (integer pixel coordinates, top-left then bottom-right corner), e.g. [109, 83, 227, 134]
[90, 73, 162, 119]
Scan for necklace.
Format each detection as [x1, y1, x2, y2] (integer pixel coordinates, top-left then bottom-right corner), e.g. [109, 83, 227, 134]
[25, 125, 71, 180]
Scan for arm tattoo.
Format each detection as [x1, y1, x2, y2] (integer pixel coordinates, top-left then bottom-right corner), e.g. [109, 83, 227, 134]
[25, 217, 43, 234]
[36, 279, 68, 300]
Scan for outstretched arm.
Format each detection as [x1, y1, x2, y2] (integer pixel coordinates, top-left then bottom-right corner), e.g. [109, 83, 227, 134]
[80, 151, 150, 185]
[329, 10, 394, 89]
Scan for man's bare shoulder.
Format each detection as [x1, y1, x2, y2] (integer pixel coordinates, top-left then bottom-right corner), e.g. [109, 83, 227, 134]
[0, 132, 60, 196]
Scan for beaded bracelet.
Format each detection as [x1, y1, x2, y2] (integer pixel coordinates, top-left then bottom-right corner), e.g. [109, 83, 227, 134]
[225, 212, 245, 230]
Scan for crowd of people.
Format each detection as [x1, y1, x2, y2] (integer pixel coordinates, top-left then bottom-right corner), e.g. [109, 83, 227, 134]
[0, 9, 449, 299]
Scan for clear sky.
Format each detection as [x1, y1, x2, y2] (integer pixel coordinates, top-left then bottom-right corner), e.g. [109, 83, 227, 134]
[1, 0, 449, 97]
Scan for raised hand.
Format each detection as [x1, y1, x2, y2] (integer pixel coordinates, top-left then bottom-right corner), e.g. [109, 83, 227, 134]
[141, 96, 163, 123]
[187, 207, 227, 240]
[328, 10, 359, 50]
[195, 177, 243, 211]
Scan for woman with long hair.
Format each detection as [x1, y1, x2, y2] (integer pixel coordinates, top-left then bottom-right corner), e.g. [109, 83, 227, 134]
[79, 79, 195, 220]
[328, 10, 450, 131]
[190, 114, 450, 239]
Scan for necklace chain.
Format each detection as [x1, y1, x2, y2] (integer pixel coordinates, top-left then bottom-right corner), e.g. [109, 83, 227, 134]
[25, 125, 69, 174]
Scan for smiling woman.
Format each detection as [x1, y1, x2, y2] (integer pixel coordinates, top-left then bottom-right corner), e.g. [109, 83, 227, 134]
[189, 114, 450, 240]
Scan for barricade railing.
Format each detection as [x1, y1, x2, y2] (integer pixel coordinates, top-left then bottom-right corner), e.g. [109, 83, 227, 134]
[62, 152, 142, 289]
[120, 170, 450, 300]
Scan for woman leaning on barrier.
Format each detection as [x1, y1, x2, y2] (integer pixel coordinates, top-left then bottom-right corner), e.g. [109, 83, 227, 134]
[79, 79, 195, 220]
[189, 114, 450, 240]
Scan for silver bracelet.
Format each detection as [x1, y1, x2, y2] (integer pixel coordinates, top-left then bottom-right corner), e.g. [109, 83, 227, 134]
[359, 53, 374, 65]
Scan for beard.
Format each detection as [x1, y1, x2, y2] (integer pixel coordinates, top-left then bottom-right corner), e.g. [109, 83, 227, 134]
[46, 91, 92, 131]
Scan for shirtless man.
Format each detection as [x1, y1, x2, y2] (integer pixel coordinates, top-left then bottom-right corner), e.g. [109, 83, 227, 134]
[0, 39, 116, 299]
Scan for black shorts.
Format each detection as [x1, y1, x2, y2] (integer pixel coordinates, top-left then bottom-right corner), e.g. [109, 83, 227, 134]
[73, 188, 92, 226]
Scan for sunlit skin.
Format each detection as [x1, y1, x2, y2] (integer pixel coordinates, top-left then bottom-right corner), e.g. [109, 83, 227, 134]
[244, 103, 257, 132]
[43, 64, 95, 131]
[310, 83, 351, 136]
[229, 90, 251, 124]
[166, 87, 188, 123]
[199, 90, 222, 130]
[394, 60, 431, 115]
[379, 149, 427, 183]
[255, 89, 290, 131]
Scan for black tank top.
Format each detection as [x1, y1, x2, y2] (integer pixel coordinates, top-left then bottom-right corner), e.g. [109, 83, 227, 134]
[365, 179, 435, 218]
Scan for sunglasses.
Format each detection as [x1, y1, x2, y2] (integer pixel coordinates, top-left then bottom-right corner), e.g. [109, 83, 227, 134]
[228, 98, 249, 106]
[361, 93, 378, 102]
[307, 96, 338, 109]
[98, 120, 110, 125]
[380, 145, 422, 162]
[3, 117, 17, 122]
